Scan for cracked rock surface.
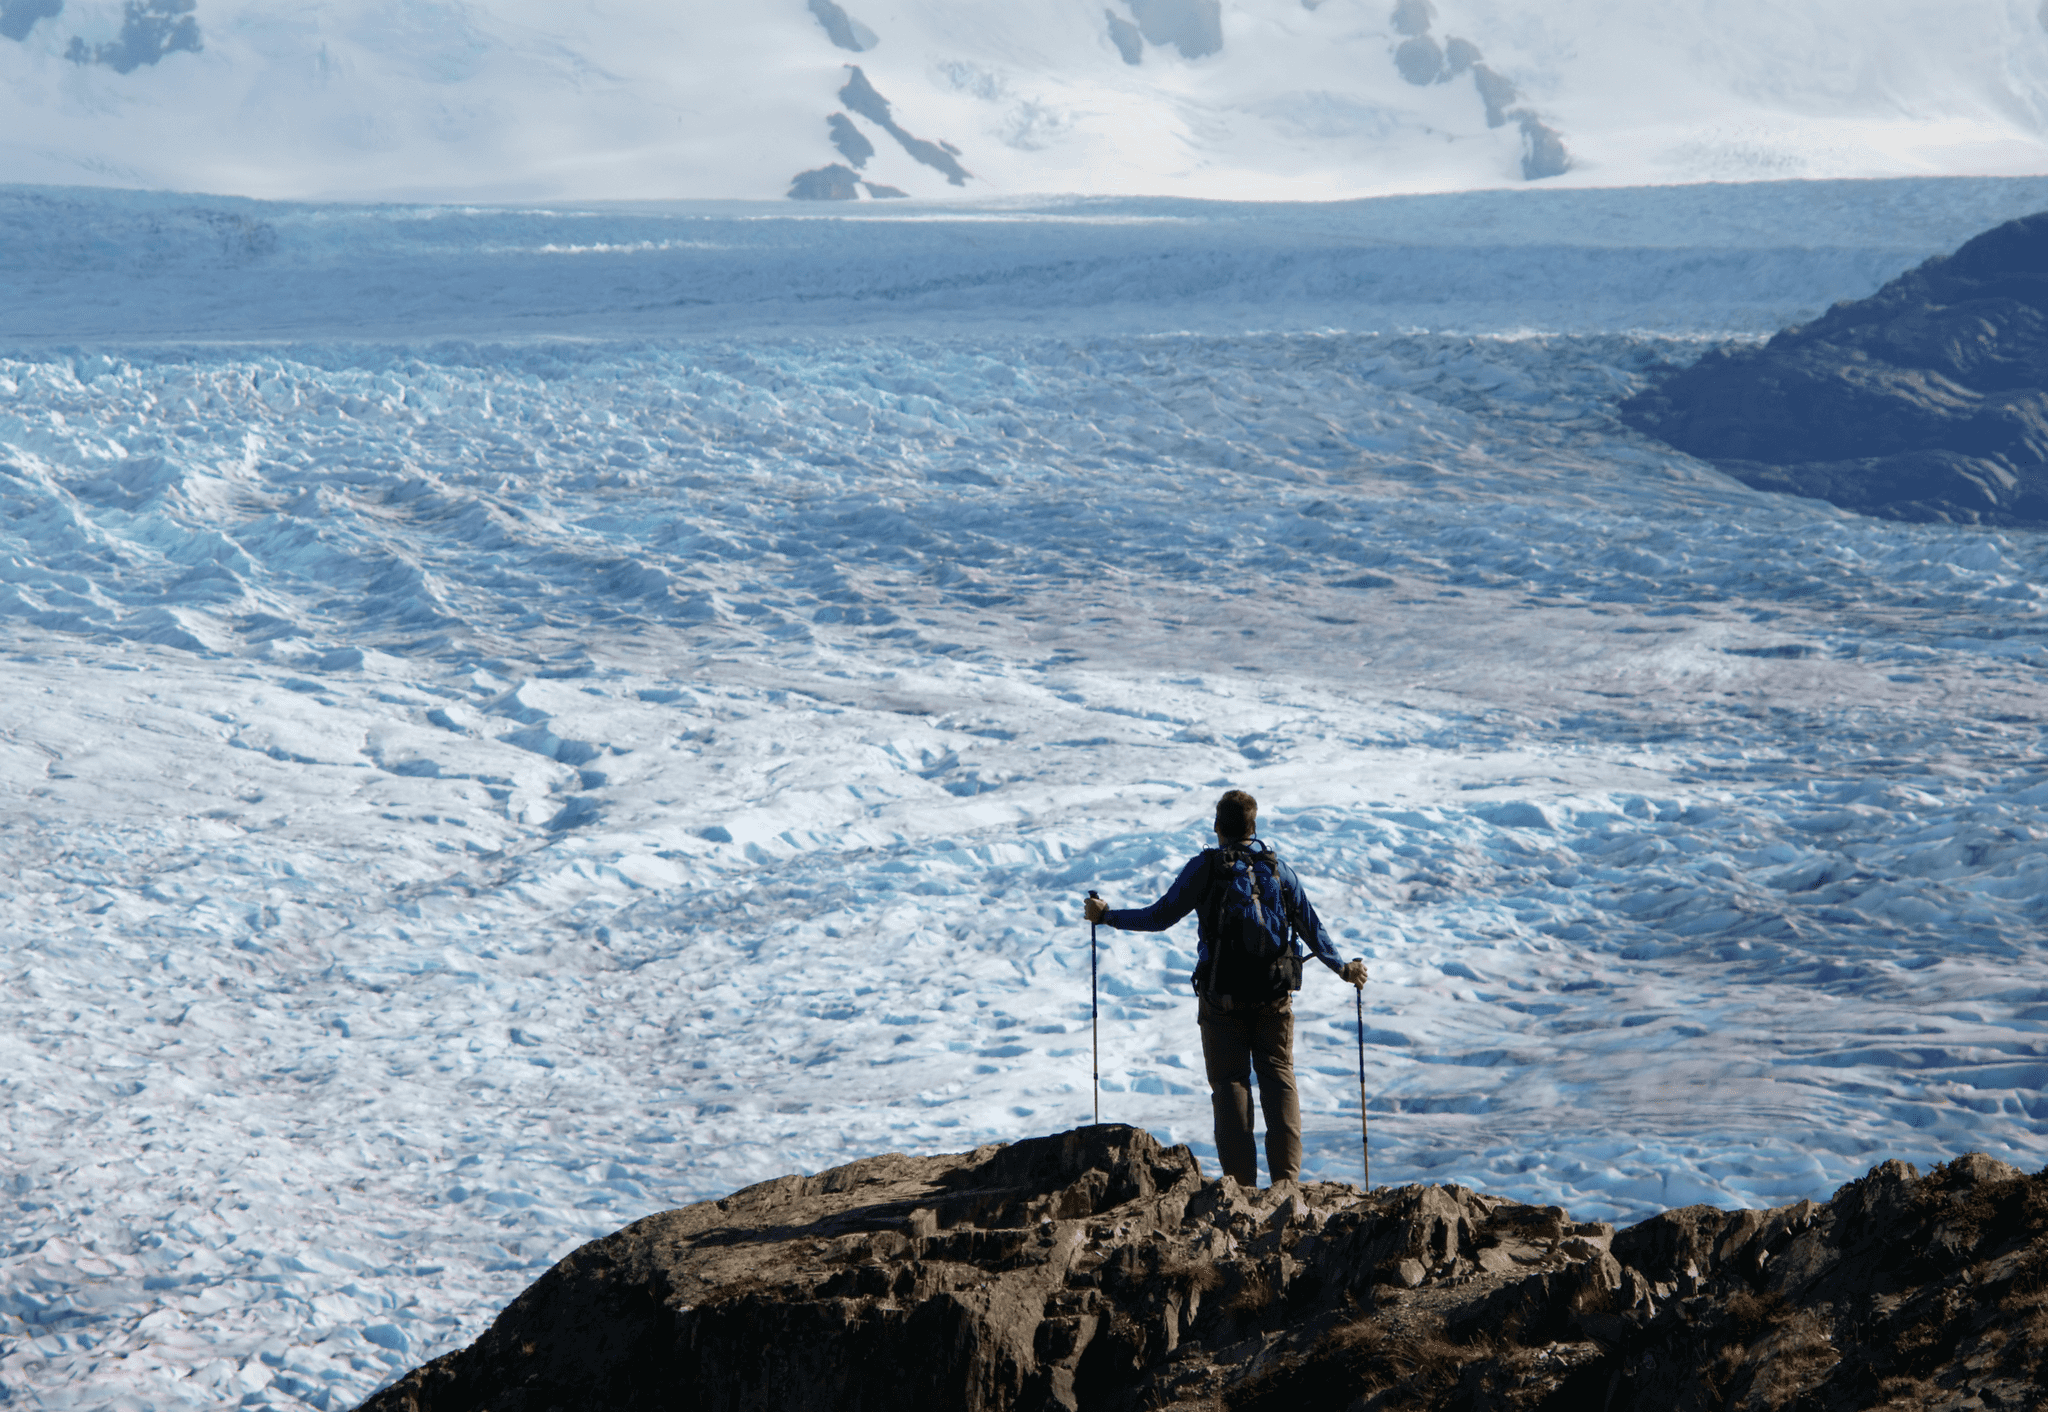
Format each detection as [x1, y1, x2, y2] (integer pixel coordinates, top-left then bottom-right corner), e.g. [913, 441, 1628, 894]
[360, 1127, 2048, 1411]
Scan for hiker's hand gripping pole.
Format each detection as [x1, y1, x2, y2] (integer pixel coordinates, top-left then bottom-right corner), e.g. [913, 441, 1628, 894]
[1351, 959, 1370, 1188]
[1087, 892, 1102, 1125]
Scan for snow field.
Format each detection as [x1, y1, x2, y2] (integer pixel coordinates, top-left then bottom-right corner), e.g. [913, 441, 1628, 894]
[0, 180, 2046, 1409]
[6, 0, 2048, 201]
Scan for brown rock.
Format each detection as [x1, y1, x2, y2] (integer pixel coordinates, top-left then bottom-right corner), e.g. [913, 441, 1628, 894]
[359, 1134, 2048, 1412]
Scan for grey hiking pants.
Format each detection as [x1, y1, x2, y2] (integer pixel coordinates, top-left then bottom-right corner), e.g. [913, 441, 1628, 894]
[1198, 995, 1299, 1187]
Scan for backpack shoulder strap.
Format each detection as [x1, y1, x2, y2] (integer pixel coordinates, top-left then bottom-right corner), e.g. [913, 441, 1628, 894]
[1249, 843, 1306, 946]
[1201, 845, 1234, 897]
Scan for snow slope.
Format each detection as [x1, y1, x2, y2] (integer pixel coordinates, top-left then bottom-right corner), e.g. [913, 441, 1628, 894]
[2, 175, 2048, 1410]
[1, 0, 2046, 202]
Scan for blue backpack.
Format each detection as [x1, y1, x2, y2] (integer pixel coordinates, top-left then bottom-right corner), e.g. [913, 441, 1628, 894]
[1198, 842, 1305, 1009]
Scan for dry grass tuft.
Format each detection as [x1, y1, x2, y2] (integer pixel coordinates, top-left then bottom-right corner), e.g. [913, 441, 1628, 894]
[1226, 1269, 1274, 1317]
[1158, 1256, 1226, 1295]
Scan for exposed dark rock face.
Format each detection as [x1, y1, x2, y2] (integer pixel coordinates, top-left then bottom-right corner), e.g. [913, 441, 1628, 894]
[1516, 113, 1569, 181]
[1471, 63, 1516, 125]
[1389, 0, 1435, 37]
[1384, 3, 1569, 180]
[806, 0, 876, 53]
[1394, 34, 1443, 86]
[1124, 0, 1223, 60]
[826, 113, 874, 170]
[838, 67, 970, 187]
[1622, 210, 2048, 525]
[0, 0, 61, 44]
[1106, 9, 1142, 64]
[360, 1128, 2048, 1412]
[786, 166, 862, 201]
[65, 0, 199, 73]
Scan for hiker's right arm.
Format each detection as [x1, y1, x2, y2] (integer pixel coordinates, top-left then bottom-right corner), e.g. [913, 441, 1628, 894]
[1096, 855, 1205, 932]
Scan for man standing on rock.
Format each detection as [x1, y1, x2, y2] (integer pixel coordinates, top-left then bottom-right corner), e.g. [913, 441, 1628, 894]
[1085, 789, 1366, 1189]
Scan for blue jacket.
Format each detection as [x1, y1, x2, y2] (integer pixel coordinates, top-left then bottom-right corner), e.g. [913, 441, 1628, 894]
[1103, 839, 1345, 977]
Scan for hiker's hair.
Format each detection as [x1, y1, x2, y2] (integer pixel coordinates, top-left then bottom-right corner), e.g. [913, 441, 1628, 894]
[1215, 790, 1257, 842]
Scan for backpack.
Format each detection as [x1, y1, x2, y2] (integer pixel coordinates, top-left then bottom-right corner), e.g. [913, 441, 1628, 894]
[1196, 842, 1305, 1009]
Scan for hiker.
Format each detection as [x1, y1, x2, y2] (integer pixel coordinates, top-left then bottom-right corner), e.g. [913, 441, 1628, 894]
[1085, 789, 1366, 1188]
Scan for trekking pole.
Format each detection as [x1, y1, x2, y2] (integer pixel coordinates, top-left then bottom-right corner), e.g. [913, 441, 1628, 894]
[1354, 963, 1370, 1188]
[1087, 892, 1102, 1124]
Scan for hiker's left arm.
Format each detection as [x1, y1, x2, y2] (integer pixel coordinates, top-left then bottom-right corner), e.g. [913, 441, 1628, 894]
[1287, 871, 1348, 976]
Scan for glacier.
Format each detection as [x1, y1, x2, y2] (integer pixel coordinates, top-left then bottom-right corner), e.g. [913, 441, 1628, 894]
[2, 174, 2048, 1409]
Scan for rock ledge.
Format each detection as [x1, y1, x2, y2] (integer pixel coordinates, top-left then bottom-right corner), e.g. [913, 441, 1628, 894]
[362, 1127, 2048, 1411]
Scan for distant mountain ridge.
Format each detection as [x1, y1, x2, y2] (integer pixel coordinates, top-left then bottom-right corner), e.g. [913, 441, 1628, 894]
[0, 0, 2044, 202]
[1623, 209, 2048, 526]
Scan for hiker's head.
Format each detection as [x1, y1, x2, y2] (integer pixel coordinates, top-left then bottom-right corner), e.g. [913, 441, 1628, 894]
[1214, 789, 1257, 843]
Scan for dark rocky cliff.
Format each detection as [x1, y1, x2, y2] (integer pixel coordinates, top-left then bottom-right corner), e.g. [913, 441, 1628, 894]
[1622, 211, 2048, 526]
[360, 1126, 2048, 1411]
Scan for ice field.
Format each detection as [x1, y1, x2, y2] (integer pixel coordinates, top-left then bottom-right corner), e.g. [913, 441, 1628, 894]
[4, 175, 2048, 1407]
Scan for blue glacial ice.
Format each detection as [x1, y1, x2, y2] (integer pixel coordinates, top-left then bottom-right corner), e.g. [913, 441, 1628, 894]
[1, 177, 2047, 1409]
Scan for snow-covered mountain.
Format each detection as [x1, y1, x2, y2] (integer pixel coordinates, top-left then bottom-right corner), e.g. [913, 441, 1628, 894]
[2, 0, 2046, 202]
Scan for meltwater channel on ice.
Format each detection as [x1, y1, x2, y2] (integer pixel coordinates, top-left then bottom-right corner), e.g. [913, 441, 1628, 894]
[4, 177, 2048, 1408]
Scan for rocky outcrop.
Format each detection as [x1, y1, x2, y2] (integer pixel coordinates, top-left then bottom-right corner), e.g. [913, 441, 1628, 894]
[1622, 210, 2048, 525]
[807, 0, 877, 54]
[838, 67, 969, 188]
[787, 165, 863, 201]
[361, 1128, 2048, 1412]
[1117, 0, 1224, 61]
[1384, 0, 1569, 181]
